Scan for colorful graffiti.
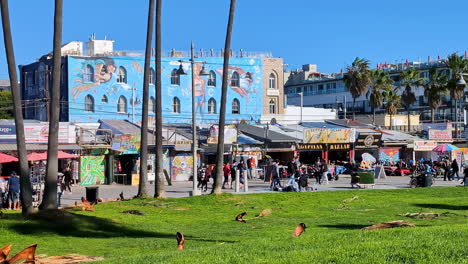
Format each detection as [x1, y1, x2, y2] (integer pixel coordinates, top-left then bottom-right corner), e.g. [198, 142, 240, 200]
[172, 153, 193, 181]
[111, 134, 141, 154]
[80, 155, 106, 186]
[67, 56, 263, 123]
[379, 148, 400, 163]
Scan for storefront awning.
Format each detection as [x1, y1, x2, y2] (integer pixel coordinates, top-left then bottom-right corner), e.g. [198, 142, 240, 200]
[0, 144, 81, 151]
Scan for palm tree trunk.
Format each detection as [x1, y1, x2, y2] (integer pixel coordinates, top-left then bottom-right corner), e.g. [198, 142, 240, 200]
[138, 0, 155, 198]
[154, 0, 165, 198]
[431, 108, 435, 123]
[41, 0, 62, 210]
[352, 97, 356, 120]
[455, 100, 458, 139]
[213, 0, 236, 194]
[372, 106, 376, 125]
[0, 0, 33, 215]
[407, 108, 411, 132]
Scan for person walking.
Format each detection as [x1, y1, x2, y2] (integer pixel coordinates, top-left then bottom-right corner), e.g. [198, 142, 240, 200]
[230, 160, 237, 189]
[222, 163, 231, 189]
[63, 166, 72, 193]
[7, 171, 20, 210]
[286, 159, 297, 186]
[237, 160, 246, 189]
[451, 159, 460, 181]
[442, 159, 450, 181]
[321, 160, 329, 185]
[270, 160, 282, 190]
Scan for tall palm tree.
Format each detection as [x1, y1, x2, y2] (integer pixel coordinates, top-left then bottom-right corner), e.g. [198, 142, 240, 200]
[445, 53, 468, 137]
[41, 0, 62, 210]
[138, 0, 155, 198]
[343, 57, 371, 120]
[0, 0, 34, 215]
[424, 67, 448, 123]
[213, 0, 236, 194]
[400, 68, 425, 132]
[367, 69, 393, 125]
[382, 86, 400, 129]
[154, 0, 165, 198]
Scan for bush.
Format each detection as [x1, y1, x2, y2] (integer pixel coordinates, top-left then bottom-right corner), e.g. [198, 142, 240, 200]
[357, 172, 375, 184]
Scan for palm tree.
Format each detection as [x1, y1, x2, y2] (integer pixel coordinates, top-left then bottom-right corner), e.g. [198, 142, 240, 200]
[213, 0, 236, 194]
[41, 0, 62, 210]
[382, 86, 400, 129]
[400, 68, 425, 132]
[367, 69, 393, 125]
[343, 57, 371, 120]
[138, 0, 155, 198]
[154, 0, 165, 198]
[0, 0, 34, 215]
[445, 53, 468, 137]
[424, 67, 448, 123]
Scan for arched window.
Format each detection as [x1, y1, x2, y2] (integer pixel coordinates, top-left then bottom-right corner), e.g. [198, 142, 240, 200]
[208, 98, 217, 114]
[171, 69, 180, 85]
[101, 95, 108, 103]
[269, 98, 277, 114]
[232, 99, 240, 114]
[117, 66, 127, 83]
[84, 65, 94, 82]
[172, 97, 180, 113]
[231, 71, 240, 87]
[117, 96, 127, 113]
[149, 68, 155, 85]
[269, 73, 276, 89]
[149, 96, 155, 113]
[208, 71, 216, 87]
[84, 94, 94, 112]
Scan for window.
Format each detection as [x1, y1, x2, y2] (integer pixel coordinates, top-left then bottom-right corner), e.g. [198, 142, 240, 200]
[84, 65, 94, 82]
[101, 95, 108, 103]
[84, 95, 94, 112]
[245, 72, 253, 82]
[171, 69, 180, 85]
[172, 97, 180, 113]
[269, 73, 276, 89]
[208, 71, 216, 86]
[149, 96, 155, 113]
[231, 71, 240, 87]
[149, 68, 155, 85]
[269, 98, 277, 114]
[117, 66, 127, 83]
[232, 99, 240, 114]
[117, 96, 127, 113]
[208, 98, 216, 114]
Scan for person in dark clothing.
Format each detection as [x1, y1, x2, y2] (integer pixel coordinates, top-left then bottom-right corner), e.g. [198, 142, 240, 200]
[237, 160, 246, 187]
[63, 166, 72, 193]
[451, 159, 460, 181]
[7, 171, 20, 210]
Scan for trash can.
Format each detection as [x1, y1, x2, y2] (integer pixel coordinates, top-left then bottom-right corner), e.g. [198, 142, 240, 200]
[85, 186, 99, 203]
[422, 173, 433, 187]
[464, 177, 468, 187]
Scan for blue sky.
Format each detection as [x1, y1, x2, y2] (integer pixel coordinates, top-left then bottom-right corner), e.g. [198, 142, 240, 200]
[0, 0, 467, 79]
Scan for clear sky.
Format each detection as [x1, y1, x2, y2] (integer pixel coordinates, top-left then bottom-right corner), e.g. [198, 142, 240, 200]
[0, 0, 467, 79]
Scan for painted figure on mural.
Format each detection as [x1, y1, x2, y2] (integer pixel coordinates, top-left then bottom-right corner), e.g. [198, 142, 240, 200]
[193, 63, 207, 114]
[215, 65, 256, 102]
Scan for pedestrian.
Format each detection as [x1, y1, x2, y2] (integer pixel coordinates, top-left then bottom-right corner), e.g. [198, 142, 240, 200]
[286, 158, 297, 186]
[63, 166, 72, 193]
[222, 163, 231, 189]
[249, 157, 257, 180]
[321, 160, 329, 185]
[237, 160, 246, 188]
[246, 157, 252, 180]
[230, 160, 237, 189]
[451, 159, 460, 181]
[7, 171, 20, 210]
[270, 160, 282, 190]
[442, 159, 449, 181]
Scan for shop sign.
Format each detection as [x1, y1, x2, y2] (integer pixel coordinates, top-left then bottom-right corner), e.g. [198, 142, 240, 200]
[304, 128, 354, 144]
[413, 141, 438, 151]
[207, 125, 237, 144]
[0, 123, 76, 144]
[297, 143, 324, 150]
[175, 140, 192, 151]
[328, 143, 351, 150]
[355, 132, 382, 149]
[428, 129, 452, 140]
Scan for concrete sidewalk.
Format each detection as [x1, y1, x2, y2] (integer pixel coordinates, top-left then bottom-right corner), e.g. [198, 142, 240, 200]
[59, 175, 465, 207]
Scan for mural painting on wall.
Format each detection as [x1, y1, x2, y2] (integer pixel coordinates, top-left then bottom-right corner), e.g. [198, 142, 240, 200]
[80, 155, 106, 186]
[111, 134, 141, 154]
[379, 148, 400, 163]
[171, 153, 193, 181]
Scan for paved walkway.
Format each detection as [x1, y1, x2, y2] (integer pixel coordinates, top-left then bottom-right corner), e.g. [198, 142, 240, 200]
[59, 175, 465, 207]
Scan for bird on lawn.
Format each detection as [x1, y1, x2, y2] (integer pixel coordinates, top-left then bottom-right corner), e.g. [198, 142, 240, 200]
[292, 223, 307, 237]
[119, 191, 124, 201]
[235, 212, 247, 223]
[176, 232, 185, 250]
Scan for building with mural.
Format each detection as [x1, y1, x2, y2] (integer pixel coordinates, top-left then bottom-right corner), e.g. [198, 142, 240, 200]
[19, 36, 285, 125]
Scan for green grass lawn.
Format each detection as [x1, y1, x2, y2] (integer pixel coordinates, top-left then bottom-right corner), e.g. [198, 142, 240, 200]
[1, 187, 467, 264]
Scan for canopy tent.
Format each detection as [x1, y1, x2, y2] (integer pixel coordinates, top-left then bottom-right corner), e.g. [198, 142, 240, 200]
[27, 151, 78, 161]
[0, 153, 18, 163]
[432, 144, 459, 153]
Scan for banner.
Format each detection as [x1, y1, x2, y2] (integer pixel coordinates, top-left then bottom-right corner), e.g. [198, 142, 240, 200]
[428, 129, 452, 140]
[112, 134, 141, 154]
[304, 128, 354, 144]
[207, 125, 237, 144]
[355, 132, 382, 149]
[0, 123, 76, 143]
[413, 141, 438, 151]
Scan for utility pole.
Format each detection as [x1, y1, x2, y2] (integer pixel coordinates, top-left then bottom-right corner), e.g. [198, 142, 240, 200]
[191, 42, 200, 196]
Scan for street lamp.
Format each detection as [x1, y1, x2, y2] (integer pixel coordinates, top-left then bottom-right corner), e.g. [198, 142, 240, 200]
[178, 41, 209, 196]
[456, 73, 467, 138]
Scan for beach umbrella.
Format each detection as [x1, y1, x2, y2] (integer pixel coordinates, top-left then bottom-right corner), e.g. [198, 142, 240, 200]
[432, 144, 459, 153]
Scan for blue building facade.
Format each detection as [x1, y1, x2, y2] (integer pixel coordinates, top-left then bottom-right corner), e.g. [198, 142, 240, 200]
[21, 55, 264, 125]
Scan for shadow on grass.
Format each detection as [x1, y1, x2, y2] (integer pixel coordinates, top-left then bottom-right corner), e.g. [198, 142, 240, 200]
[317, 224, 368, 230]
[8, 211, 237, 243]
[413, 203, 468, 211]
